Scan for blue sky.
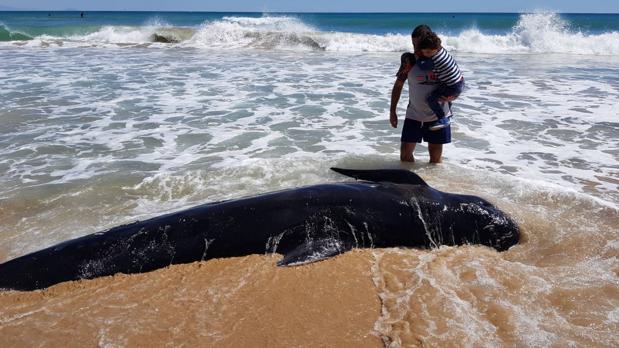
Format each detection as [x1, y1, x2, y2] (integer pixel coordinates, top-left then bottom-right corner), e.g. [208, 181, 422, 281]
[1, 0, 618, 13]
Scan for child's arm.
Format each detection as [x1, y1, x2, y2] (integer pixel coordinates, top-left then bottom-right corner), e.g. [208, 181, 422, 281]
[439, 95, 458, 102]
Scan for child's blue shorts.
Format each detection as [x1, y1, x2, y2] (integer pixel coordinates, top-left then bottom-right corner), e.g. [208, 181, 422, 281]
[401, 118, 452, 144]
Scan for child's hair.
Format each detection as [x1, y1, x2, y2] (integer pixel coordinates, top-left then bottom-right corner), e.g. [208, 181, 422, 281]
[418, 32, 442, 50]
[411, 24, 432, 39]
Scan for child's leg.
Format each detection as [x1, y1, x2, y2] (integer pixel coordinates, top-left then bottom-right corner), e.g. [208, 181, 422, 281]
[427, 81, 464, 119]
[427, 87, 448, 119]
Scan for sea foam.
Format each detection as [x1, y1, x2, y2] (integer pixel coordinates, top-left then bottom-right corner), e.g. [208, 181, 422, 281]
[3, 13, 619, 55]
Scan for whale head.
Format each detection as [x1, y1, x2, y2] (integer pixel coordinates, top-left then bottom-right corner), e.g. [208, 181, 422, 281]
[331, 167, 520, 251]
[442, 194, 520, 251]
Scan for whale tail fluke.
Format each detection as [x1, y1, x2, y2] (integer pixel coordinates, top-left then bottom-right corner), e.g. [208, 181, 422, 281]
[330, 168, 428, 186]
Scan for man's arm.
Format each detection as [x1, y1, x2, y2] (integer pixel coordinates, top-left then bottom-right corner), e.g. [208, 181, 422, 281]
[390, 79, 405, 128]
[390, 52, 413, 128]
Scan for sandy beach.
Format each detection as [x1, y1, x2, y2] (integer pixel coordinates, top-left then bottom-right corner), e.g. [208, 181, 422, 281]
[2, 237, 618, 347]
[1, 252, 382, 347]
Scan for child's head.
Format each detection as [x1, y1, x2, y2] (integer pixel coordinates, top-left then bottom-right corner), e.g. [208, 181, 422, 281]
[418, 32, 442, 57]
[411, 24, 432, 52]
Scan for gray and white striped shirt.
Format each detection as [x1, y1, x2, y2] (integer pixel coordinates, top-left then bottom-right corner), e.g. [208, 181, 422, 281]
[430, 47, 463, 86]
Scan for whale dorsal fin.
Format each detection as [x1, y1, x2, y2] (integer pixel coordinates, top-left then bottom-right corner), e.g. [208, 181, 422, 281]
[330, 167, 428, 186]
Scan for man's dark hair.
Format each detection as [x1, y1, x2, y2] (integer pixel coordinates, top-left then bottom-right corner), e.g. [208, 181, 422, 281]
[411, 25, 432, 38]
[418, 31, 442, 50]
[400, 52, 416, 66]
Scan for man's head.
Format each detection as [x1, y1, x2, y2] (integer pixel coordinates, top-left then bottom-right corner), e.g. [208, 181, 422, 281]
[418, 31, 442, 58]
[411, 24, 432, 52]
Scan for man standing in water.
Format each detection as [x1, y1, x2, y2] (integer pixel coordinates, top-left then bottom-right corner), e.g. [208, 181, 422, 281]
[389, 25, 457, 163]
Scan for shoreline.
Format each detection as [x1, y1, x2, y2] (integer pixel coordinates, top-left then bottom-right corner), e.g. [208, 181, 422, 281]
[0, 251, 383, 347]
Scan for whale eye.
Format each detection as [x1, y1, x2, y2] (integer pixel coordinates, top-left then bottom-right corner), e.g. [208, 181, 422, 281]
[483, 224, 495, 231]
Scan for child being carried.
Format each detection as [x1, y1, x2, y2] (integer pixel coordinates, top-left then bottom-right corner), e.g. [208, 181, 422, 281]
[418, 31, 465, 131]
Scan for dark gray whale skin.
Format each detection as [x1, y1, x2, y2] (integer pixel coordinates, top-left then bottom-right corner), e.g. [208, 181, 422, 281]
[0, 169, 519, 291]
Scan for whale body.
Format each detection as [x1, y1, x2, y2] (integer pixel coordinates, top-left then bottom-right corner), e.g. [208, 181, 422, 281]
[0, 168, 519, 291]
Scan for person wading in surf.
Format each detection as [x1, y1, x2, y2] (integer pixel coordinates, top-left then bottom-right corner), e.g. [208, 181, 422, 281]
[389, 25, 459, 163]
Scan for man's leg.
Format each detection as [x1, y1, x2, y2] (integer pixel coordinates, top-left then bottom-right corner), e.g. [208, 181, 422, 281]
[428, 143, 443, 163]
[400, 119, 422, 162]
[400, 142, 416, 162]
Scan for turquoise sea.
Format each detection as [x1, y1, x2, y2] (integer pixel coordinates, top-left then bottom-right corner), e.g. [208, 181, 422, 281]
[2, 11, 619, 38]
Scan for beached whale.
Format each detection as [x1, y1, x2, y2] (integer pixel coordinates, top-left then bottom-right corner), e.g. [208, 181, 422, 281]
[0, 168, 519, 291]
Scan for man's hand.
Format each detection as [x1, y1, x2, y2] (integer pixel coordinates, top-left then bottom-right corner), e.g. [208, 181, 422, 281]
[390, 110, 398, 128]
[439, 95, 458, 102]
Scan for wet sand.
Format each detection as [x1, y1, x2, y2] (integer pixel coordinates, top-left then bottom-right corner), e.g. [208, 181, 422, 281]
[2, 243, 618, 347]
[0, 251, 382, 348]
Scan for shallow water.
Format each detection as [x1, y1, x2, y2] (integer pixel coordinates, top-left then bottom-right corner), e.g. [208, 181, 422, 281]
[0, 11, 618, 347]
[0, 48, 617, 259]
[371, 167, 618, 347]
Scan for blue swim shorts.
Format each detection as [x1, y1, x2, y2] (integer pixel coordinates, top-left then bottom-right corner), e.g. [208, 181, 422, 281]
[401, 118, 452, 144]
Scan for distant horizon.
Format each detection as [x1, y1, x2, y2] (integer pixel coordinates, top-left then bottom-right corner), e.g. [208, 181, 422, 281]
[1, 9, 619, 14]
[3, 0, 619, 14]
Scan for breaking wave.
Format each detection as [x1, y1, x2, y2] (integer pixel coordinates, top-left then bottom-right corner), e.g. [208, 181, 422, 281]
[444, 13, 619, 55]
[3, 13, 619, 55]
[0, 24, 33, 41]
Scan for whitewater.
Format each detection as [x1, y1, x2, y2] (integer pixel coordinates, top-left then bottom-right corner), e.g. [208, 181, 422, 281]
[1, 12, 619, 54]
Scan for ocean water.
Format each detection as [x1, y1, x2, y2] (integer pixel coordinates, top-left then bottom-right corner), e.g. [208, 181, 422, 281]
[0, 11, 618, 346]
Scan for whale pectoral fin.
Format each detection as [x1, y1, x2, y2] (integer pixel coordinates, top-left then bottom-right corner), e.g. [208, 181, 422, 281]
[277, 239, 350, 267]
[330, 167, 428, 186]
